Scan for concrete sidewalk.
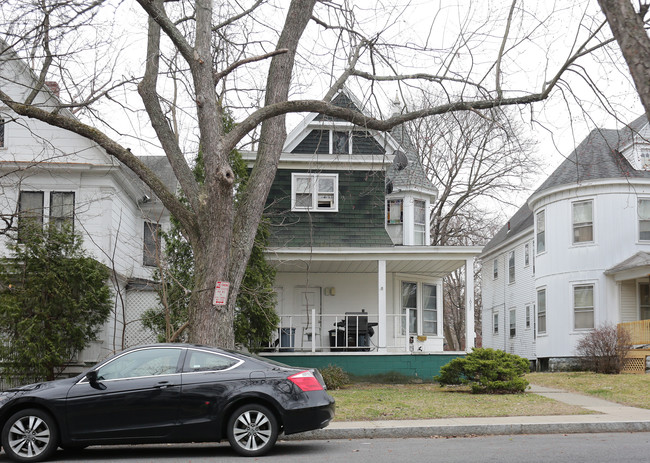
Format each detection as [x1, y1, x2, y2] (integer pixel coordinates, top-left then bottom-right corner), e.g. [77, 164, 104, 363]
[288, 384, 650, 440]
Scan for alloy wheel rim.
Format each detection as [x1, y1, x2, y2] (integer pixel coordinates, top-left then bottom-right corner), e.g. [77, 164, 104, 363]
[8, 415, 51, 458]
[232, 410, 271, 451]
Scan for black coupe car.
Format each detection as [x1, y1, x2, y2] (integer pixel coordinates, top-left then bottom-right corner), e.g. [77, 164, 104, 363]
[0, 344, 335, 462]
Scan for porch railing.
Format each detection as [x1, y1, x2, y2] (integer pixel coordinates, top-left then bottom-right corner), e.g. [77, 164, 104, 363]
[618, 320, 650, 345]
[269, 311, 411, 353]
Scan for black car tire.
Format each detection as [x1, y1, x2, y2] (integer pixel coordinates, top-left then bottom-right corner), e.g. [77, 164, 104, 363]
[1, 408, 59, 463]
[226, 404, 278, 457]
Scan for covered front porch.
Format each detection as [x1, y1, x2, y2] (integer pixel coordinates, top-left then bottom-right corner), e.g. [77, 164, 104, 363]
[261, 246, 482, 356]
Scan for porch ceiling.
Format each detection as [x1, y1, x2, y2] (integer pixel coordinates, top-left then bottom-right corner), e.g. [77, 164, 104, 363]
[265, 246, 483, 278]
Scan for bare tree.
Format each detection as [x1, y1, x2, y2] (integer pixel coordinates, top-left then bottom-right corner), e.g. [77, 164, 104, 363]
[406, 108, 535, 349]
[0, 1, 620, 347]
[598, 0, 650, 121]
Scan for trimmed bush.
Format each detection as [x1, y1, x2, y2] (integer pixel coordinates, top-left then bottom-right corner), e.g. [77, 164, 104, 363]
[435, 348, 530, 394]
[319, 364, 350, 390]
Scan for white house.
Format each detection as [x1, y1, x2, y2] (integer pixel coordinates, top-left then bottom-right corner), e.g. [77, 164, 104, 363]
[481, 115, 650, 370]
[245, 89, 482, 361]
[0, 41, 173, 364]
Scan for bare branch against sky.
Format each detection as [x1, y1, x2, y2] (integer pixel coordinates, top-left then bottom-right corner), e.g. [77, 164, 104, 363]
[0, 0, 642, 346]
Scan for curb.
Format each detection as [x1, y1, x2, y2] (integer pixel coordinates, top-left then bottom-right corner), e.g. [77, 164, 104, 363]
[283, 421, 650, 440]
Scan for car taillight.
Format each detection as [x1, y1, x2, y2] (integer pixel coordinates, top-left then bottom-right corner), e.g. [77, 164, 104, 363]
[288, 370, 324, 391]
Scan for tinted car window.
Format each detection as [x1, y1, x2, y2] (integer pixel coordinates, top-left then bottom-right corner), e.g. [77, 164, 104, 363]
[183, 349, 240, 372]
[96, 348, 183, 380]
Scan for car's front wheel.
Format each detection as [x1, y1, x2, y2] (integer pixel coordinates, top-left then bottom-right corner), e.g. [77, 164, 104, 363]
[226, 404, 278, 457]
[1, 408, 59, 462]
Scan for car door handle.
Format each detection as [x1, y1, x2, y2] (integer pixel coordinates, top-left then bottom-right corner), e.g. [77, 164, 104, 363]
[154, 381, 174, 389]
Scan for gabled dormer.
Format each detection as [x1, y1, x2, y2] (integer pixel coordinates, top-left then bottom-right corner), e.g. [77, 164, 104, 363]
[619, 116, 650, 170]
[263, 88, 437, 248]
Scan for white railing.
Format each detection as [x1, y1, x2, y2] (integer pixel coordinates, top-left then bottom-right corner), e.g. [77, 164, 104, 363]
[268, 311, 409, 353]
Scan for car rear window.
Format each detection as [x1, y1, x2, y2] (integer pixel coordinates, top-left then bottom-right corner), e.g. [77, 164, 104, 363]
[183, 349, 240, 372]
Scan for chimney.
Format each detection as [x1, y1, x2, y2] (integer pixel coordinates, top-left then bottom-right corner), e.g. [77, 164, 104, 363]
[45, 81, 60, 97]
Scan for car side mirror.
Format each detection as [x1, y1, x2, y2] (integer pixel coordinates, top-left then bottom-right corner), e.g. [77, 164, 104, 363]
[85, 370, 106, 390]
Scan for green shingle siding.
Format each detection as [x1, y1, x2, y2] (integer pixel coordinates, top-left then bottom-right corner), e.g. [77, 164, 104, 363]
[266, 170, 392, 248]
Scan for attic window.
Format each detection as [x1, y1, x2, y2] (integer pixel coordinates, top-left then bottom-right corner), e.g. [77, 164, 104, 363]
[332, 131, 350, 154]
[291, 173, 338, 212]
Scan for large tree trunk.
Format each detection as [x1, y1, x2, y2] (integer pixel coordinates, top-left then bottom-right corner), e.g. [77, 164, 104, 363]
[598, 0, 650, 121]
[188, 0, 317, 347]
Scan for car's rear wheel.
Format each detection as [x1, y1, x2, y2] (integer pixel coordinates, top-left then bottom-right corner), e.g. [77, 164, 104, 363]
[1, 408, 58, 462]
[226, 404, 278, 457]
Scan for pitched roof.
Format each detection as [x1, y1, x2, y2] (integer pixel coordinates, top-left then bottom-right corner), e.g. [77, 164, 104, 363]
[481, 203, 534, 255]
[535, 116, 650, 194]
[482, 116, 649, 256]
[387, 124, 437, 195]
[605, 251, 650, 274]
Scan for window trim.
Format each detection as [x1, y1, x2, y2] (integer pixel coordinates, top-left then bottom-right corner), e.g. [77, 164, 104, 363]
[414, 199, 426, 245]
[524, 243, 530, 267]
[18, 190, 44, 241]
[49, 191, 75, 232]
[537, 288, 547, 335]
[493, 311, 499, 335]
[397, 276, 440, 337]
[536, 210, 546, 254]
[573, 282, 595, 331]
[387, 198, 403, 224]
[291, 173, 339, 212]
[525, 304, 531, 328]
[509, 308, 516, 337]
[638, 198, 650, 242]
[508, 250, 515, 284]
[572, 199, 594, 245]
[143, 221, 161, 267]
[331, 130, 352, 154]
[0, 117, 5, 148]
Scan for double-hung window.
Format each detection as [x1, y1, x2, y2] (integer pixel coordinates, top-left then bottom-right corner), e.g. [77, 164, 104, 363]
[508, 250, 515, 284]
[291, 173, 338, 212]
[414, 200, 426, 245]
[493, 312, 499, 335]
[143, 222, 161, 267]
[50, 192, 75, 232]
[18, 191, 44, 241]
[572, 200, 593, 244]
[537, 288, 546, 334]
[536, 210, 545, 253]
[639, 199, 650, 241]
[401, 282, 418, 335]
[492, 259, 498, 279]
[422, 284, 437, 335]
[573, 284, 594, 330]
[401, 281, 438, 336]
[509, 308, 516, 337]
[524, 243, 530, 266]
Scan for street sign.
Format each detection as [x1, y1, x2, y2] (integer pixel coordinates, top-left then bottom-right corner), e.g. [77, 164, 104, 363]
[212, 281, 230, 306]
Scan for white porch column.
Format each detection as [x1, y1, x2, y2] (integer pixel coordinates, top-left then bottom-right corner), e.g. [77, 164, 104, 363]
[465, 257, 475, 352]
[378, 259, 387, 352]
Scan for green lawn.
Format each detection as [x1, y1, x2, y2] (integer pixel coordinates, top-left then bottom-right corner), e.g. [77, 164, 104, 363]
[329, 382, 591, 421]
[329, 372, 650, 422]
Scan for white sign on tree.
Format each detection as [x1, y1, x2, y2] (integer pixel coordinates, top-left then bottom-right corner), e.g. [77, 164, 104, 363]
[212, 281, 230, 306]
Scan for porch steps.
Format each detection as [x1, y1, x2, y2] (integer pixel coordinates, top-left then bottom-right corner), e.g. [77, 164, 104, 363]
[622, 349, 650, 374]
